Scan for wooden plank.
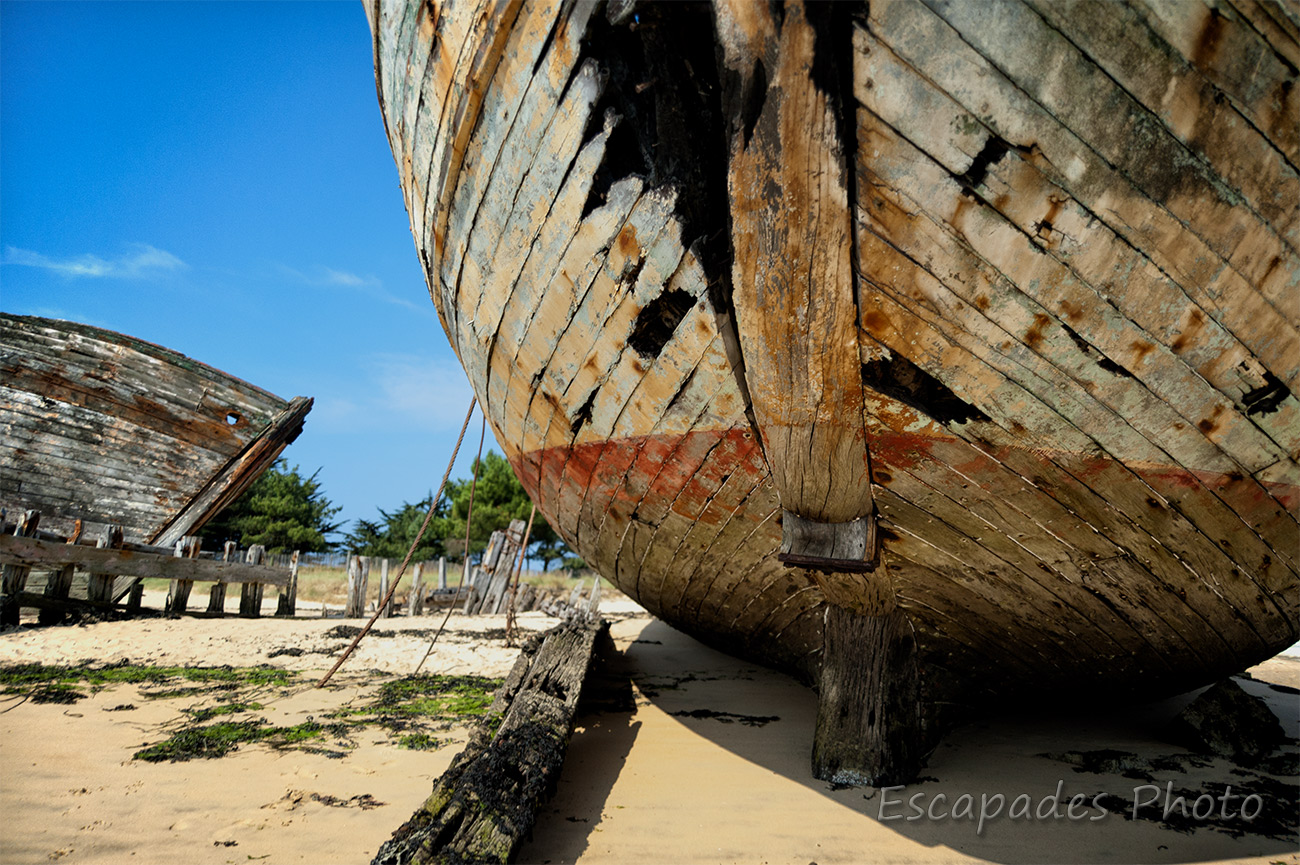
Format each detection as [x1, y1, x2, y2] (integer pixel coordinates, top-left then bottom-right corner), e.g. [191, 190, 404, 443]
[37, 564, 75, 626]
[239, 545, 266, 617]
[165, 536, 201, 614]
[0, 534, 288, 586]
[276, 550, 300, 617]
[345, 555, 368, 618]
[377, 558, 392, 618]
[406, 561, 424, 617]
[207, 541, 236, 613]
[373, 618, 606, 864]
[86, 525, 124, 604]
[1, 510, 40, 627]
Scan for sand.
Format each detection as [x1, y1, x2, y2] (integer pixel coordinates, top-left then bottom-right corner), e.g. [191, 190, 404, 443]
[1, 594, 1296, 865]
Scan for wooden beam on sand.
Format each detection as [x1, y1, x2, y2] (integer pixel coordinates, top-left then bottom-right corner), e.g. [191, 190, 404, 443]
[0, 534, 288, 587]
[372, 615, 607, 865]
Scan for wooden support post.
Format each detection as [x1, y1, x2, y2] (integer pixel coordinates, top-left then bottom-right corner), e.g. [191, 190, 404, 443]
[208, 542, 236, 613]
[127, 580, 143, 612]
[346, 555, 368, 618]
[2, 510, 41, 627]
[40, 522, 80, 626]
[407, 562, 424, 617]
[437, 556, 447, 590]
[239, 545, 266, 617]
[165, 536, 200, 614]
[378, 558, 393, 618]
[810, 567, 924, 787]
[86, 531, 118, 603]
[276, 550, 300, 617]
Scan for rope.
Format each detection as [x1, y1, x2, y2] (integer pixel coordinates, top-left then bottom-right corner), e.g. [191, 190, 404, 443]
[315, 397, 477, 688]
[413, 412, 486, 675]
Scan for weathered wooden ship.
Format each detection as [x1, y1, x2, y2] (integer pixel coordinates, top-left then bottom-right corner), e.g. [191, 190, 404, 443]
[366, 0, 1299, 783]
[0, 312, 312, 547]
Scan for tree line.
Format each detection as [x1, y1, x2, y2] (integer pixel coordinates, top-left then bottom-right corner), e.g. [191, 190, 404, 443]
[198, 454, 580, 570]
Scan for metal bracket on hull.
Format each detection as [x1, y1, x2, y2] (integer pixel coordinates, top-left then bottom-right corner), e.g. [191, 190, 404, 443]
[777, 509, 879, 573]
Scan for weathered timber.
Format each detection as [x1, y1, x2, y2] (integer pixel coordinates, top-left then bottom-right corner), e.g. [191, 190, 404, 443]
[366, 0, 1300, 789]
[812, 601, 925, 787]
[1, 511, 40, 627]
[0, 535, 288, 587]
[165, 536, 201, 614]
[406, 561, 424, 617]
[86, 525, 124, 604]
[378, 558, 393, 618]
[346, 555, 370, 618]
[208, 541, 237, 612]
[373, 617, 607, 865]
[0, 314, 312, 545]
[276, 550, 300, 617]
[38, 563, 76, 626]
[239, 545, 266, 617]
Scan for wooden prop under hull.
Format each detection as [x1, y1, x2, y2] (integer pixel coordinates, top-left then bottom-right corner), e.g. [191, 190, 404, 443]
[368, 0, 1300, 783]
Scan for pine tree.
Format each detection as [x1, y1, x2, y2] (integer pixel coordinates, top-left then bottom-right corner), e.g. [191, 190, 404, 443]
[199, 459, 342, 554]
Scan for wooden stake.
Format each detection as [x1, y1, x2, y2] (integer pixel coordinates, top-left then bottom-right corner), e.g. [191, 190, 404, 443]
[38, 526, 81, 625]
[276, 550, 299, 617]
[379, 558, 392, 618]
[239, 545, 266, 617]
[2, 510, 41, 627]
[208, 541, 236, 613]
[165, 536, 200, 614]
[407, 562, 424, 616]
[74, 526, 124, 606]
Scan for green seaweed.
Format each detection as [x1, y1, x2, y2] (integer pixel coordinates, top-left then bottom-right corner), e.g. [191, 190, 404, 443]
[0, 662, 296, 697]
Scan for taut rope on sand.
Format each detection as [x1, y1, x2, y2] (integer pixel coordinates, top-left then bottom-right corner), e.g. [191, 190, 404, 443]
[315, 397, 477, 689]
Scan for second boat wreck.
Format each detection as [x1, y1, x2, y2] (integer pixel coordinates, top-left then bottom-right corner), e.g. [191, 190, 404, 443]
[365, 0, 1300, 785]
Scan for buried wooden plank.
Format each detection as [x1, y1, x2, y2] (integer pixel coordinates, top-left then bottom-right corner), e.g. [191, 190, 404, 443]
[372, 616, 607, 865]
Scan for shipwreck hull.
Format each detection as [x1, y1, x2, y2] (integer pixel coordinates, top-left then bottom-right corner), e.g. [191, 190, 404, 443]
[0, 313, 312, 547]
[367, 0, 1299, 759]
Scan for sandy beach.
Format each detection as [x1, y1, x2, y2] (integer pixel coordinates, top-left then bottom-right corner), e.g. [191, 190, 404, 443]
[1, 593, 1296, 865]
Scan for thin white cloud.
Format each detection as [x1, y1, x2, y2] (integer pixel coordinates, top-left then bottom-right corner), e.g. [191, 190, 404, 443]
[4, 244, 186, 279]
[276, 262, 432, 317]
[313, 354, 474, 434]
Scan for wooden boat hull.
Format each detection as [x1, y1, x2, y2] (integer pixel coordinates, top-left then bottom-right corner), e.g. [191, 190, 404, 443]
[0, 313, 311, 546]
[366, 0, 1299, 729]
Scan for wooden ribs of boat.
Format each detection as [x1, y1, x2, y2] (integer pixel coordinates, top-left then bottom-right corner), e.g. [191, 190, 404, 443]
[0, 313, 312, 547]
[367, 0, 1299, 783]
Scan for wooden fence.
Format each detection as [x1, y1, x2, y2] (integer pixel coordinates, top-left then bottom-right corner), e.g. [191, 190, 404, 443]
[0, 510, 298, 625]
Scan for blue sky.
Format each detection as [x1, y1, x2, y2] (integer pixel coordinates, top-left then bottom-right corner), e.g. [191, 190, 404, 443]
[1, 1, 483, 540]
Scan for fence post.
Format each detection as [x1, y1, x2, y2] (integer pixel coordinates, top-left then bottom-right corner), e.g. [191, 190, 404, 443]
[345, 555, 368, 618]
[1, 510, 40, 627]
[86, 525, 124, 606]
[239, 545, 266, 617]
[166, 536, 200, 614]
[408, 562, 424, 616]
[276, 550, 299, 617]
[40, 522, 81, 625]
[208, 542, 236, 612]
[438, 556, 447, 590]
[378, 558, 393, 618]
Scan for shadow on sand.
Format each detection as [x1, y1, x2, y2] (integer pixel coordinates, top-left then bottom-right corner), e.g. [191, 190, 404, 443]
[518, 617, 1298, 865]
